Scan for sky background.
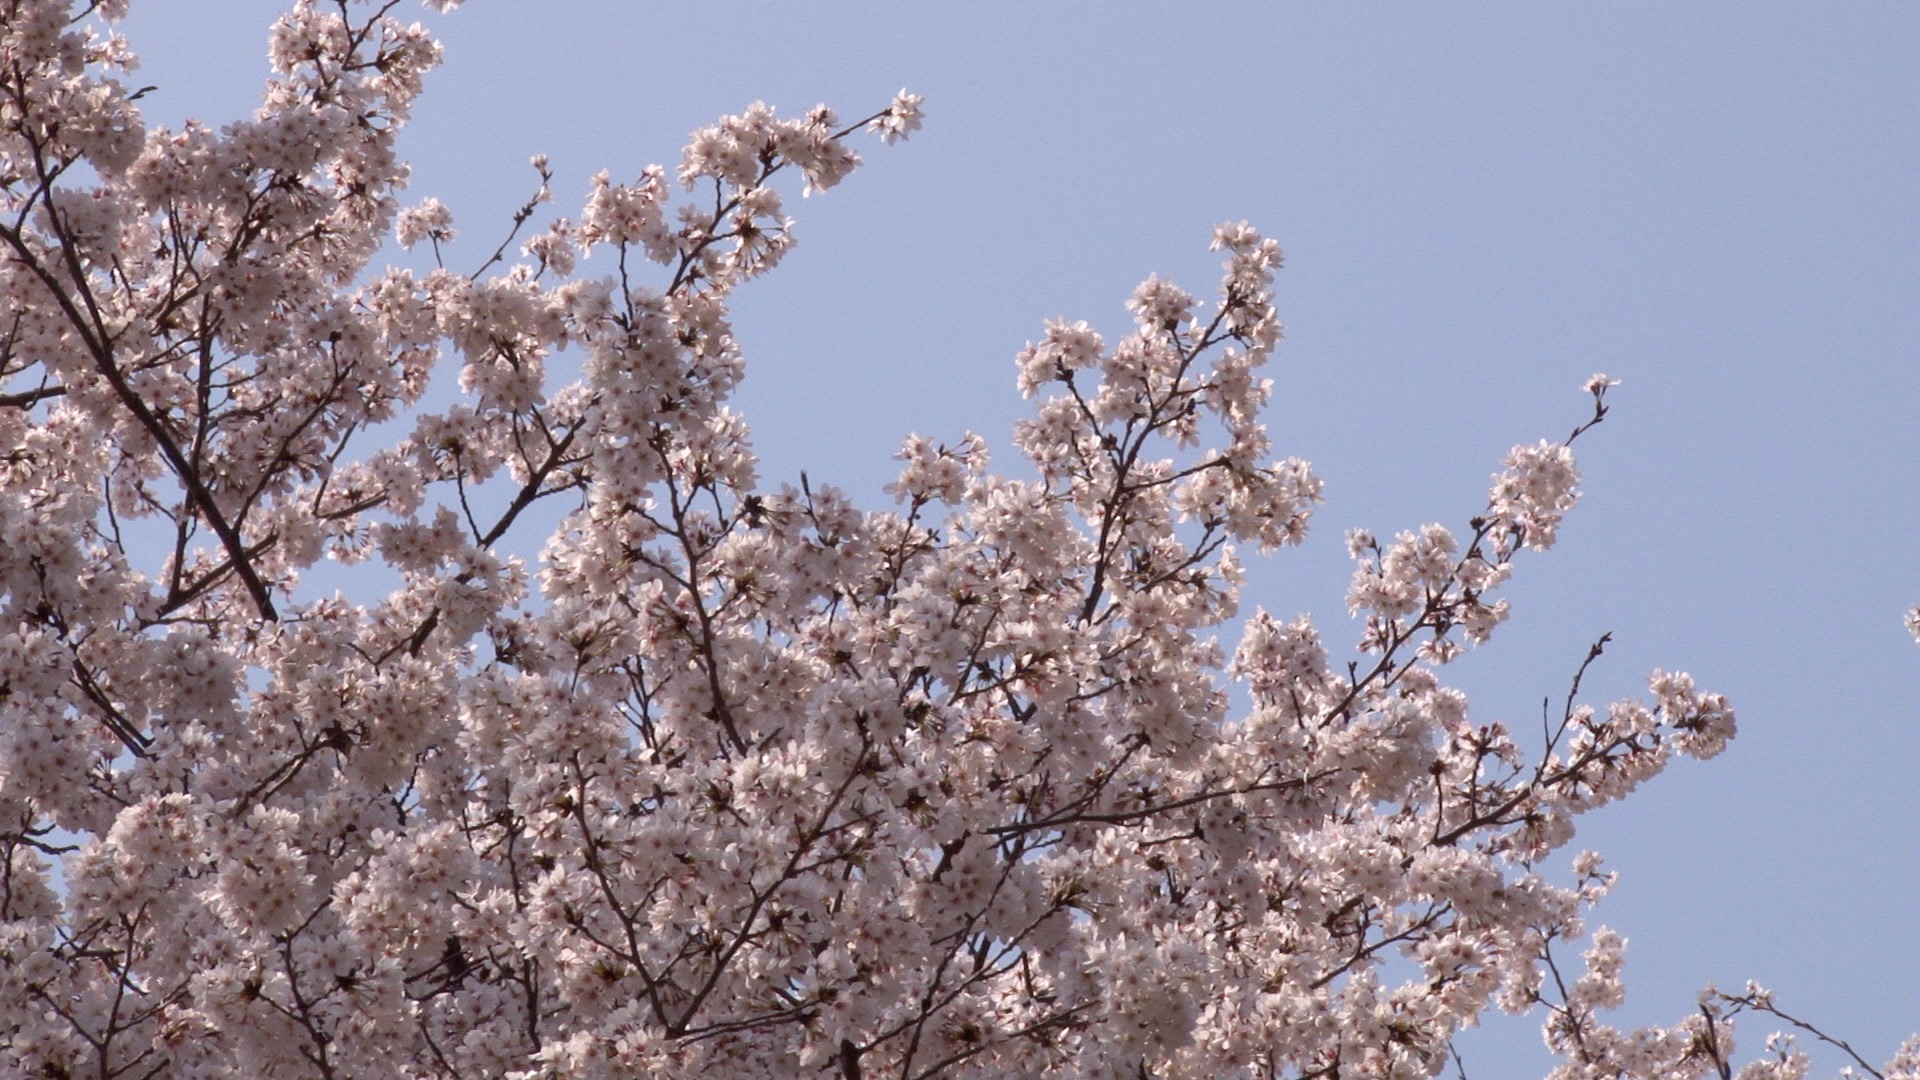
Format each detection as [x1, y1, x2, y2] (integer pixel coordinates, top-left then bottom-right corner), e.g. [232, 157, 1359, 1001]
[117, 3, 1917, 1074]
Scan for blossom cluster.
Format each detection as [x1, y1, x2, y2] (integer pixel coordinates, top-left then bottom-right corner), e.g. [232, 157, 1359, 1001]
[0, 2, 1906, 1079]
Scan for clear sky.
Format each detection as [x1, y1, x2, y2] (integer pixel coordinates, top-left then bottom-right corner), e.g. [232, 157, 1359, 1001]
[119, 3, 1917, 1073]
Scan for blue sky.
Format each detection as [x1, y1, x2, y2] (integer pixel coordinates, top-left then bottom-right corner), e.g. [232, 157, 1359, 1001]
[120, 3, 1917, 1073]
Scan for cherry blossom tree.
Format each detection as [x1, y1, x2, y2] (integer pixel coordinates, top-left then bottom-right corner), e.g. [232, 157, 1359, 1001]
[0, 2, 1912, 1078]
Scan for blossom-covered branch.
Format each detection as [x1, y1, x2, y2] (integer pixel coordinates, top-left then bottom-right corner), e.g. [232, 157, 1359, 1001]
[0, 2, 1903, 1078]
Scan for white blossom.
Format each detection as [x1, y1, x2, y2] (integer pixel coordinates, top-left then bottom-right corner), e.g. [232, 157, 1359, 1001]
[0, 4, 1899, 1079]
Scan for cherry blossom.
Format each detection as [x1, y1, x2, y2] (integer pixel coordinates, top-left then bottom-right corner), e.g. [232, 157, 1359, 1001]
[0, 2, 1907, 1078]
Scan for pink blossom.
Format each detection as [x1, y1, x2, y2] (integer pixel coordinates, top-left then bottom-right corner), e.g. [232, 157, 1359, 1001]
[0, 5, 1899, 1079]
